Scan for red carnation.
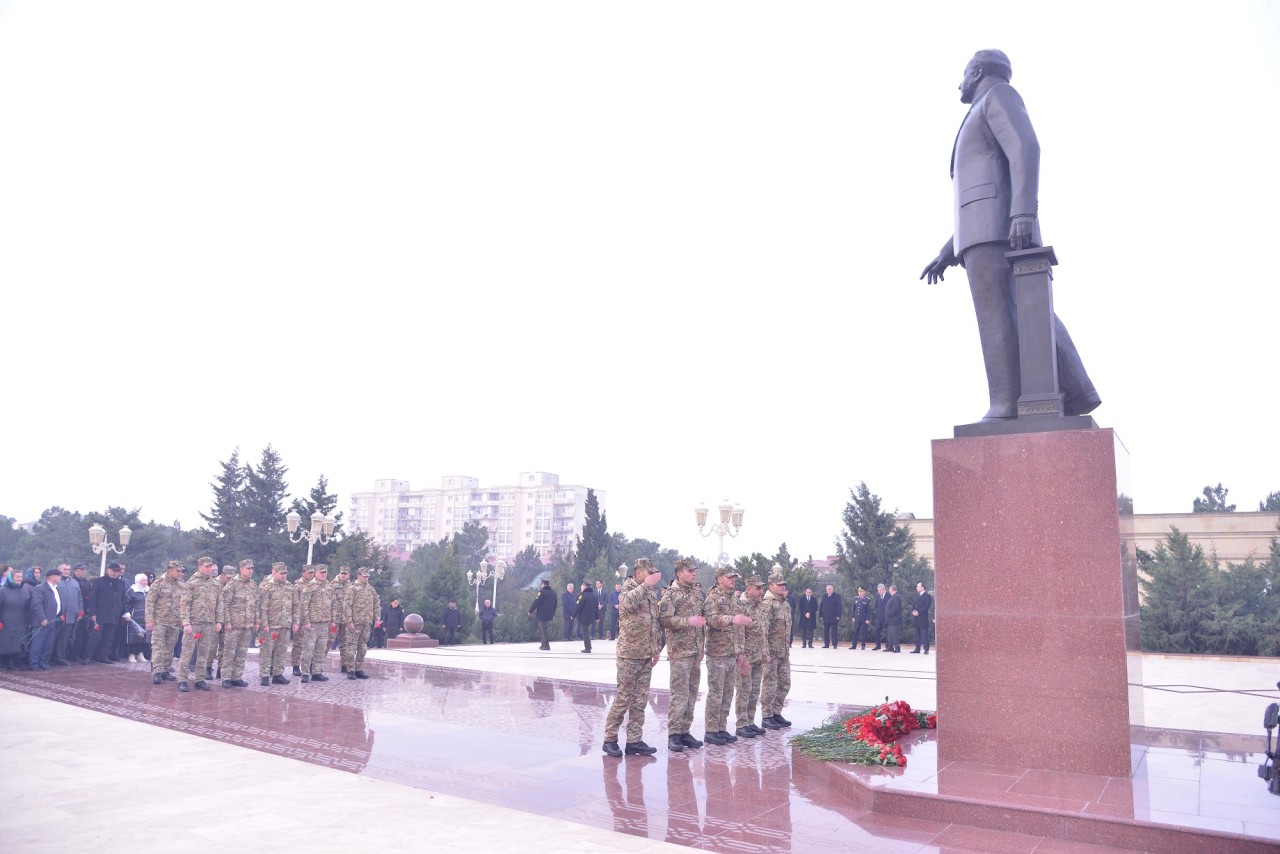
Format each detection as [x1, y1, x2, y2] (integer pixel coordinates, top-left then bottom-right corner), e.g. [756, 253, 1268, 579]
[271, 632, 279, 640]
[193, 632, 203, 640]
[330, 625, 337, 634]
[94, 624, 101, 631]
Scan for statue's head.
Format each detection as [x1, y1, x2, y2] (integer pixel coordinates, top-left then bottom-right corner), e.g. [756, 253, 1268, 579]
[960, 49, 1012, 103]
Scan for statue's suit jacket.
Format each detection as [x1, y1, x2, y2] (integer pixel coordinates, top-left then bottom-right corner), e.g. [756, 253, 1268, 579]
[951, 82, 1042, 258]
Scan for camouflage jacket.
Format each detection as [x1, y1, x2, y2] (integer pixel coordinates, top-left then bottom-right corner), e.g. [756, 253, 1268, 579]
[220, 576, 258, 628]
[303, 579, 336, 625]
[738, 593, 769, 664]
[658, 580, 704, 659]
[181, 574, 224, 624]
[762, 589, 792, 659]
[615, 577, 662, 660]
[292, 578, 311, 618]
[345, 580, 380, 626]
[144, 577, 184, 626]
[702, 585, 744, 658]
[257, 577, 296, 629]
[329, 579, 351, 625]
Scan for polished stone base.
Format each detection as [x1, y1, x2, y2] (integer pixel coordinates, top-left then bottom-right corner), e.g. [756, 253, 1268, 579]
[388, 634, 439, 649]
[932, 427, 1139, 777]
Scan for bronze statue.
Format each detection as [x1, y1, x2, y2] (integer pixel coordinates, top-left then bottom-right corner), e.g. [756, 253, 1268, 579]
[920, 50, 1100, 422]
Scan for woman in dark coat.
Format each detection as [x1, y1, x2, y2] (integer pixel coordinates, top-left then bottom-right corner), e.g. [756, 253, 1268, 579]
[124, 574, 151, 663]
[0, 565, 33, 669]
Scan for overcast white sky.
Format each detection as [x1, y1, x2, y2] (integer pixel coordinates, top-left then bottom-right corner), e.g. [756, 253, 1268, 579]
[3, 1, 1277, 565]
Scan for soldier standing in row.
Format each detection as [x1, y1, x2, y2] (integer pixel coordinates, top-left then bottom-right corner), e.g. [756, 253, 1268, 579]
[290, 564, 314, 676]
[210, 564, 236, 679]
[219, 559, 258, 688]
[760, 568, 793, 729]
[330, 566, 352, 671]
[144, 561, 184, 687]
[659, 558, 706, 752]
[701, 566, 752, 745]
[257, 562, 297, 686]
[343, 567, 380, 679]
[179, 557, 222, 692]
[734, 576, 769, 738]
[601, 558, 663, 758]
[299, 564, 334, 682]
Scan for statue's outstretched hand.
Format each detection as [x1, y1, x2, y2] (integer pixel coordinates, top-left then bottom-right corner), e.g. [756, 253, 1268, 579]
[1009, 215, 1038, 250]
[920, 243, 957, 284]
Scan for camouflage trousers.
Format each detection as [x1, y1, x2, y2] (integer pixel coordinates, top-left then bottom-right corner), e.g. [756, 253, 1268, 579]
[260, 627, 291, 677]
[150, 624, 180, 675]
[605, 657, 654, 743]
[221, 627, 253, 680]
[291, 627, 304, 667]
[761, 655, 791, 717]
[179, 624, 216, 683]
[703, 655, 737, 733]
[340, 623, 369, 671]
[667, 655, 702, 736]
[304, 625, 334, 674]
[734, 660, 765, 729]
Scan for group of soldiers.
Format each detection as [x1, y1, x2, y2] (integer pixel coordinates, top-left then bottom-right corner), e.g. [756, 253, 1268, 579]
[143, 558, 382, 692]
[602, 558, 791, 757]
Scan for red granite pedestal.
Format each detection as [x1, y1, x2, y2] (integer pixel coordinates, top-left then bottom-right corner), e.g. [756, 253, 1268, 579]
[932, 427, 1142, 777]
[387, 634, 439, 649]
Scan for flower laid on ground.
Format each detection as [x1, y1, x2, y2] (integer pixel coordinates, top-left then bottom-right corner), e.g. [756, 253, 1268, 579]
[790, 697, 936, 767]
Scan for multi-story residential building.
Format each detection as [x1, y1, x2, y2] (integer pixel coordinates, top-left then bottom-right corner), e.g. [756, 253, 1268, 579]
[348, 472, 602, 560]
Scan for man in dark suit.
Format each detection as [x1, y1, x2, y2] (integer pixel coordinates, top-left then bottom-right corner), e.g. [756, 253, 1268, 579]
[850, 587, 873, 650]
[796, 588, 818, 648]
[872, 583, 889, 650]
[920, 49, 1099, 422]
[28, 568, 65, 670]
[911, 582, 934, 654]
[561, 583, 578, 641]
[885, 585, 903, 653]
[817, 584, 842, 649]
[85, 562, 128, 664]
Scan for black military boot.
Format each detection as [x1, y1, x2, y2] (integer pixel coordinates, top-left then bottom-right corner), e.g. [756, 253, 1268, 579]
[354, 670, 368, 679]
[178, 682, 189, 693]
[347, 671, 359, 679]
[300, 674, 311, 684]
[625, 741, 657, 755]
[271, 675, 289, 685]
[719, 730, 739, 743]
[602, 741, 623, 757]
[679, 733, 703, 749]
[774, 713, 791, 727]
[703, 731, 728, 746]
[260, 676, 270, 687]
[152, 673, 163, 684]
[162, 672, 176, 681]
[194, 681, 210, 691]
[762, 716, 782, 730]
[292, 665, 302, 676]
[667, 734, 685, 752]
[311, 673, 329, 682]
[222, 679, 235, 688]
[734, 727, 758, 739]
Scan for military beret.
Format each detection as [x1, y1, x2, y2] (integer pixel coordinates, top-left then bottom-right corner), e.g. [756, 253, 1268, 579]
[715, 566, 738, 579]
[674, 558, 694, 572]
[239, 559, 254, 569]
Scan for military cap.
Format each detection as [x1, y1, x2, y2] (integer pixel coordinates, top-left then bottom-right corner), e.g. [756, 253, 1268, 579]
[314, 564, 329, 573]
[715, 565, 738, 579]
[357, 567, 370, 577]
[674, 558, 694, 572]
[301, 564, 315, 573]
[221, 565, 236, 575]
[634, 558, 654, 570]
[167, 560, 184, 570]
[745, 575, 765, 588]
[197, 556, 215, 567]
[271, 562, 287, 573]
[338, 565, 351, 573]
[239, 559, 254, 569]
[767, 567, 786, 584]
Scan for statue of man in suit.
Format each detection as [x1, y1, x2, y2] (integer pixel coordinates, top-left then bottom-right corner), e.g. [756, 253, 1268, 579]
[920, 50, 1100, 422]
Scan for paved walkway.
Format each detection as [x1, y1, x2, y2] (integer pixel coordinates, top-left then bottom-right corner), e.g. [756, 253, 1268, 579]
[1, 642, 1277, 853]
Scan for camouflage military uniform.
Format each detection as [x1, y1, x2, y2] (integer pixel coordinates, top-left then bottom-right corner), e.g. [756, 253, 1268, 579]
[257, 564, 297, 681]
[302, 565, 336, 677]
[604, 571, 662, 745]
[218, 565, 258, 683]
[212, 566, 235, 677]
[761, 582, 793, 721]
[659, 571, 705, 739]
[291, 568, 312, 670]
[702, 573, 745, 737]
[179, 563, 223, 685]
[145, 572, 184, 678]
[734, 582, 769, 730]
[330, 571, 351, 669]
[342, 569, 380, 675]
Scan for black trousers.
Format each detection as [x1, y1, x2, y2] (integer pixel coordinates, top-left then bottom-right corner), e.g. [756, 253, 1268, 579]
[52, 620, 76, 663]
[800, 626, 814, 647]
[851, 621, 870, 648]
[481, 622, 495, 644]
[822, 621, 839, 648]
[913, 622, 931, 652]
[86, 622, 118, 661]
[579, 619, 594, 652]
[887, 624, 901, 652]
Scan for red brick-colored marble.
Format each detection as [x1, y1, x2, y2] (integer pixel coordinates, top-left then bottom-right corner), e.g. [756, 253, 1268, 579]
[932, 428, 1139, 777]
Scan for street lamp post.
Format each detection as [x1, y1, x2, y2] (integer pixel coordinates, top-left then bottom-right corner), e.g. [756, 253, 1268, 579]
[286, 510, 336, 564]
[695, 500, 744, 567]
[88, 523, 132, 575]
[468, 559, 507, 614]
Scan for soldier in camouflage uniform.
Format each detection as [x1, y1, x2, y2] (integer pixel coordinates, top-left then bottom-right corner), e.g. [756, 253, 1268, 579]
[210, 564, 236, 679]
[179, 556, 222, 692]
[343, 567, 381, 679]
[330, 566, 352, 671]
[659, 558, 706, 752]
[734, 576, 770, 738]
[218, 559, 258, 688]
[701, 566, 753, 745]
[290, 564, 315, 675]
[257, 562, 298, 686]
[760, 567, 793, 729]
[602, 558, 664, 757]
[299, 564, 335, 683]
[144, 561, 185, 688]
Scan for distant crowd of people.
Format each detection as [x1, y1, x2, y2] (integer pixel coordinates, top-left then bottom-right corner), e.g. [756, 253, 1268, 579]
[0, 560, 408, 689]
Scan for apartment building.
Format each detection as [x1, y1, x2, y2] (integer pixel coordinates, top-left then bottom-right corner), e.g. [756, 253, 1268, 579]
[348, 472, 602, 560]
